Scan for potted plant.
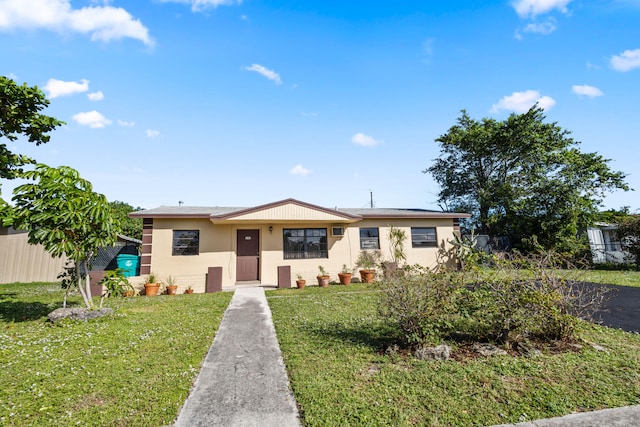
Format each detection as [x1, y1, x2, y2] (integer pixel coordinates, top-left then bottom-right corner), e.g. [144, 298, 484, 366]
[144, 272, 160, 296]
[356, 250, 381, 283]
[338, 264, 353, 286]
[165, 275, 178, 296]
[295, 274, 306, 289]
[185, 285, 194, 294]
[317, 266, 330, 287]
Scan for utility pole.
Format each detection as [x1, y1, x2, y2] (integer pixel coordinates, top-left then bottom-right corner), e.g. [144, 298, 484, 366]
[369, 190, 374, 208]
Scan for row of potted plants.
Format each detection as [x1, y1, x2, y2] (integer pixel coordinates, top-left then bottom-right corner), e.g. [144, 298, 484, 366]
[295, 250, 383, 289]
[143, 273, 194, 296]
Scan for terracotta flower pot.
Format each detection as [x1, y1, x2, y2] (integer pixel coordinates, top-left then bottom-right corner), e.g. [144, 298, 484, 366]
[317, 275, 330, 287]
[144, 283, 160, 296]
[166, 285, 178, 296]
[359, 270, 376, 284]
[338, 273, 352, 286]
[296, 280, 306, 289]
[185, 288, 194, 294]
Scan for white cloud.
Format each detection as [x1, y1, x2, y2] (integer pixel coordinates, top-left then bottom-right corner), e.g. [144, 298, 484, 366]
[490, 90, 556, 113]
[72, 110, 111, 128]
[610, 48, 640, 72]
[160, 0, 242, 12]
[117, 120, 135, 127]
[290, 164, 311, 176]
[351, 132, 383, 147]
[44, 78, 89, 98]
[0, 0, 153, 46]
[87, 90, 104, 101]
[512, 0, 573, 18]
[146, 129, 160, 138]
[571, 84, 604, 98]
[159, 0, 241, 12]
[243, 64, 282, 85]
[423, 37, 435, 55]
[522, 18, 557, 35]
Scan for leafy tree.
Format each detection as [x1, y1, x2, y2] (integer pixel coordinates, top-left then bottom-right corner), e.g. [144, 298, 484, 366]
[109, 200, 143, 240]
[616, 215, 640, 266]
[426, 106, 629, 252]
[0, 76, 64, 208]
[8, 165, 119, 309]
[596, 207, 631, 224]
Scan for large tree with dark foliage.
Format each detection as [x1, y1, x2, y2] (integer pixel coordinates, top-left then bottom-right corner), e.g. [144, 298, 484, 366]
[426, 106, 629, 252]
[1, 76, 64, 216]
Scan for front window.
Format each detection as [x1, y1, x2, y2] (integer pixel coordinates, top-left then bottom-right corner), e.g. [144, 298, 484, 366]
[360, 227, 380, 249]
[283, 228, 328, 259]
[173, 230, 200, 255]
[411, 227, 437, 248]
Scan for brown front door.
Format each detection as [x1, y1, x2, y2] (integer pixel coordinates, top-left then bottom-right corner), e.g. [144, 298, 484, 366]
[236, 229, 260, 281]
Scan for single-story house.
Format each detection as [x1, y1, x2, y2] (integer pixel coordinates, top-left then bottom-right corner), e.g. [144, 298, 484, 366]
[129, 198, 470, 292]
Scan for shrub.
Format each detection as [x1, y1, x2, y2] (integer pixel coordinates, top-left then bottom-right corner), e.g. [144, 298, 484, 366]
[100, 269, 133, 298]
[377, 267, 463, 346]
[377, 254, 607, 348]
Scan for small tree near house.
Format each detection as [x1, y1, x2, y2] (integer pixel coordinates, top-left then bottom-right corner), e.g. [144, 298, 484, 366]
[8, 164, 118, 309]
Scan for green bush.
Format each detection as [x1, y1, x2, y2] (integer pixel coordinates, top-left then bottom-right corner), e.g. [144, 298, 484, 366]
[377, 268, 462, 346]
[377, 255, 605, 348]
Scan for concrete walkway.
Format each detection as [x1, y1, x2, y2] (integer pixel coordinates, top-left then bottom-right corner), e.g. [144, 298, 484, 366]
[174, 287, 300, 427]
[491, 405, 640, 426]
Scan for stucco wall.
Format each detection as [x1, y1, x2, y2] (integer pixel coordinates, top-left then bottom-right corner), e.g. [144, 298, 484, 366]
[142, 217, 457, 291]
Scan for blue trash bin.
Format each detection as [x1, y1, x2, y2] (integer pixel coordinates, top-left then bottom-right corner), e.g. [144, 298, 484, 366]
[116, 254, 139, 277]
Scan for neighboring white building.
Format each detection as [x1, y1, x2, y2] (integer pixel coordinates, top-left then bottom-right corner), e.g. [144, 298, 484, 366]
[586, 223, 629, 264]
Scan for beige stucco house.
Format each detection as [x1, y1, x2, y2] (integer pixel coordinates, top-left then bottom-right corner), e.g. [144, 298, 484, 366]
[129, 198, 470, 292]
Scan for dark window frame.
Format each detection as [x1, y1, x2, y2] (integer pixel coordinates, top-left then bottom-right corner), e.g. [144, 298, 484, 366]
[283, 228, 328, 259]
[359, 227, 380, 250]
[172, 230, 200, 256]
[411, 227, 437, 248]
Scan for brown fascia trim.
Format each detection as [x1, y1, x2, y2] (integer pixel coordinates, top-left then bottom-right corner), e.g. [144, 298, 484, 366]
[129, 212, 212, 219]
[210, 198, 363, 221]
[357, 212, 472, 219]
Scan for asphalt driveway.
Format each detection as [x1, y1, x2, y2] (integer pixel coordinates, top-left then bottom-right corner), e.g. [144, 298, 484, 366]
[587, 283, 640, 334]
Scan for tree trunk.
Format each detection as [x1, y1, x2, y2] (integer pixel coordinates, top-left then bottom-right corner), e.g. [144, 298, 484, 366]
[75, 261, 92, 309]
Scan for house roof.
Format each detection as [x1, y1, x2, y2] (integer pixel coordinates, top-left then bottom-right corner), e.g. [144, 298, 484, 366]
[116, 234, 142, 245]
[129, 198, 471, 222]
[338, 207, 467, 219]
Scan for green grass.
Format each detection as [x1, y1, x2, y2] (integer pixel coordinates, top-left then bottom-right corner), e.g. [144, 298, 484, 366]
[473, 268, 640, 288]
[0, 282, 232, 426]
[268, 283, 640, 427]
[577, 270, 640, 287]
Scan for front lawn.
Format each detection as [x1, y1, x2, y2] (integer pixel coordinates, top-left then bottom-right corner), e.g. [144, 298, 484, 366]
[0, 282, 232, 426]
[578, 269, 640, 287]
[268, 283, 640, 427]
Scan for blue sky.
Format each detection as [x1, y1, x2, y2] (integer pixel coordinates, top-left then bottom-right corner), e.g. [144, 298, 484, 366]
[1, 0, 639, 211]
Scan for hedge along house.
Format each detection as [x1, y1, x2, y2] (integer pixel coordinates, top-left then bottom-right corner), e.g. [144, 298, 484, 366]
[129, 198, 470, 292]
